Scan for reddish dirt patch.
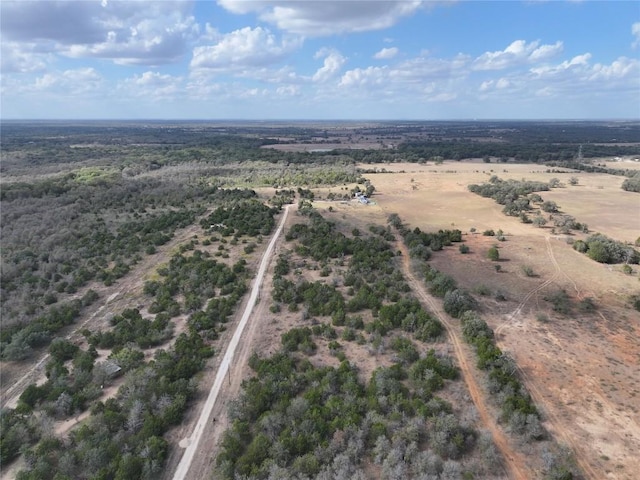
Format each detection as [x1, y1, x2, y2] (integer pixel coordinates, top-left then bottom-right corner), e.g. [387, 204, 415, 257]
[427, 232, 640, 480]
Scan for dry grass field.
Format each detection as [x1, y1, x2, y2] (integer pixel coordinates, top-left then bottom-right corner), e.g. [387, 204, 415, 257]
[362, 160, 639, 242]
[353, 160, 640, 480]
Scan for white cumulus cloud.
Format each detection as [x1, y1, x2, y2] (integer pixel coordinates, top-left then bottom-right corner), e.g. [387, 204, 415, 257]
[312, 49, 347, 82]
[191, 27, 301, 70]
[588, 56, 640, 82]
[339, 66, 388, 87]
[632, 22, 640, 49]
[276, 85, 301, 96]
[1, 1, 198, 65]
[120, 71, 183, 99]
[473, 39, 563, 70]
[530, 53, 592, 77]
[217, 0, 423, 36]
[374, 47, 399, 60]
[1, 42, 52, 73]
[25, 68, 103, 95]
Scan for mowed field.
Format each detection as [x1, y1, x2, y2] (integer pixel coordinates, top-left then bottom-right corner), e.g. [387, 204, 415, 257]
[355, 161, 640, 480]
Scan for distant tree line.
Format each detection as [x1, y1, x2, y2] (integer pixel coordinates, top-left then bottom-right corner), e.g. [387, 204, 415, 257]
[396, 140, 639, 163]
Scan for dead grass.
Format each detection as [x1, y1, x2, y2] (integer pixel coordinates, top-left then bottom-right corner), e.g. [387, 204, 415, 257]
[359, 160, 639, 243]
[360, 160, 640, 479]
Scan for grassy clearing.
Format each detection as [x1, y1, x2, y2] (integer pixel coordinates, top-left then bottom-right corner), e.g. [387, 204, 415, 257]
[359, 160, 640, 244]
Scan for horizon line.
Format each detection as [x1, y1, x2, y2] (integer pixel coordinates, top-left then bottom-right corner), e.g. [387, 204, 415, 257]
[2, 118, 639, 123]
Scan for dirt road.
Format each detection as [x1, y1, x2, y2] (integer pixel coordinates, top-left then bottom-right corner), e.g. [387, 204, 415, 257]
[171, 204, 291, 480]
[396, 238, 532, 480]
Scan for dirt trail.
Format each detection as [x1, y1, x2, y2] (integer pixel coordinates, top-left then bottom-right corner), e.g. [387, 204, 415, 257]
[171, 205, 291, 480]
[396, 238, 532, 480]
[495, 238, 561, 337]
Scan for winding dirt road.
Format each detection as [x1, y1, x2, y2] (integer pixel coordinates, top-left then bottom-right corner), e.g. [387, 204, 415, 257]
[396, 238, 532, 480]
[171, 204, 291, 480]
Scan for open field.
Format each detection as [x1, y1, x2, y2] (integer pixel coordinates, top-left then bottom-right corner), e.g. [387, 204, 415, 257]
[361, 160, 639, 243]
[359, 160, 640, 479]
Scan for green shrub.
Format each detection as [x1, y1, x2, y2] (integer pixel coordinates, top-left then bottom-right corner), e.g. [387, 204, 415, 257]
[521, 265, 535, 277]
[443, 289, 478, 318]
[544, 289, 571, 314]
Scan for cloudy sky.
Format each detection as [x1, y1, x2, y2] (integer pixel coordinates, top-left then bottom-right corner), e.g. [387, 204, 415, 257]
[1, 0, 639, 120]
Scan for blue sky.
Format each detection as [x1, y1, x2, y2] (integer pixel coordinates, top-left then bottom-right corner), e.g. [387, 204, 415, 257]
[1, 0, 639, 120]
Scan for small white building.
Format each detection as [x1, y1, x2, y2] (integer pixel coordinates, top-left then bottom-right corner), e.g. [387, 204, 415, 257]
[354, 192, 369, 204]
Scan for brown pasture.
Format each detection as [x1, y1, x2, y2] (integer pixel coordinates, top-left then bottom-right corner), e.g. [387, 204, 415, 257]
[361, 160, 639, 243]
[353, 160, 640, 480]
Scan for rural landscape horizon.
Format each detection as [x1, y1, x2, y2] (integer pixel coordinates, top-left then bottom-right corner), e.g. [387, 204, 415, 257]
[2, 118, 639, 480]
[1, 1, 639, 480]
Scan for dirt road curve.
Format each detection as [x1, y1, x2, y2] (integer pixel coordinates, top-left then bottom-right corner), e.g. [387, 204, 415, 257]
[396, 239, 532, 480]
[171, 205, 291, 480]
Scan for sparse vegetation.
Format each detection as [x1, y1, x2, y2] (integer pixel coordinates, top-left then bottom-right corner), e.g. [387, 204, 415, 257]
[621, 173, 640, 192]
[544, 289, 572, 315]
[522, 265, 536, 277]
[2, 121, 635, 480]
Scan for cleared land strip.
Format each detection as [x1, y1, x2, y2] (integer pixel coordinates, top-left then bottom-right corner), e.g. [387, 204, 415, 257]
[502, 237, 602, 480]
[495, 237, 561, 337]
[172, 204, 291, 480]
[396, 238, 532, 480]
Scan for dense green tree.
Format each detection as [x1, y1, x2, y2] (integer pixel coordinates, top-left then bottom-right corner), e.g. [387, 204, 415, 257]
[487, 246, 500, 261]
